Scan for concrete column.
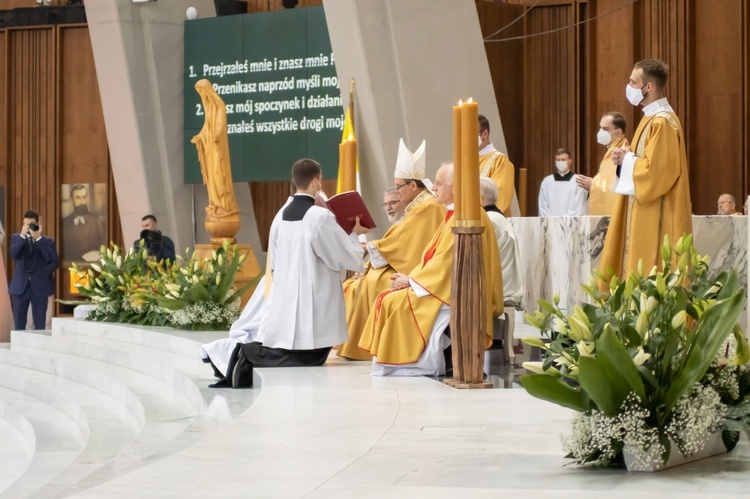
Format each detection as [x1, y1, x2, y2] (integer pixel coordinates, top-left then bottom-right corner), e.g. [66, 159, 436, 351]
[323, 0, 508, 233]
[85, 0, 262, 256]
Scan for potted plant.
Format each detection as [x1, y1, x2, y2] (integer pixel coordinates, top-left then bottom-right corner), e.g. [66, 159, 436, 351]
[521, 234, 748, 471]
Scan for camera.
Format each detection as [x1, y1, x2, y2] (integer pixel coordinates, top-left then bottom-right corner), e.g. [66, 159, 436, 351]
[139, 229, 163, 257]
[29, 222, 40, 232]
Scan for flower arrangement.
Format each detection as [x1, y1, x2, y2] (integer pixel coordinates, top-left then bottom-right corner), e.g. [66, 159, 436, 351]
[521, 234, 749, 470]
[67, 241, 255, 330]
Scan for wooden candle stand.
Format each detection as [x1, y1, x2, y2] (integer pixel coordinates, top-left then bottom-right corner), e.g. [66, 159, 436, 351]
[443, 223, 493, 389]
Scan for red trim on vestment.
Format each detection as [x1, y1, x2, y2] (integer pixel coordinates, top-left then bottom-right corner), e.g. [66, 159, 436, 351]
[410, 277, 449, 306]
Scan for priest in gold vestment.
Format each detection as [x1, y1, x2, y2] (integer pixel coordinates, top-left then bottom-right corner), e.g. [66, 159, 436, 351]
[338, 139, 445, 361]
[575, 112, 629, 216]
[359, 164, 504, 376]
[478, 114, 517, 216]
[599, 59, 692, 290]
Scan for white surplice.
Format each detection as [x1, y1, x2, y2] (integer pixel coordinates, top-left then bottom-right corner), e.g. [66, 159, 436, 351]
[256, 198, 365, 350]
[198, 197, 293, 376]
[538, 172, 588, 217]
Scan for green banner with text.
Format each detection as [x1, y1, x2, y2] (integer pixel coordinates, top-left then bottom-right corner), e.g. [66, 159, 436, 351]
[183, 7, 342, 183]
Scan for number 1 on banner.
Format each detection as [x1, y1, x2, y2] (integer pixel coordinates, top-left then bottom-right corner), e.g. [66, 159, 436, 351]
[196, 104, 204, 116]
[189, 65, 197, 78]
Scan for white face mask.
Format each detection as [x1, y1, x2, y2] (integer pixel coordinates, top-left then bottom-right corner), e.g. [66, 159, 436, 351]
[478, 135, 483, 147]
[597, 129, 612, 146]
[555, 161, 568, 173]
[626, 83, 645, 106]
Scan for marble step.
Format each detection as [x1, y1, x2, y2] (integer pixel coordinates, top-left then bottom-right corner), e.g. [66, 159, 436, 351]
[0, 361, 142, 498]
[0, 385, 85, 498]
[5, 339, 251, 496]
[0, 401, 35, 495]
[52, 318, 227, 361]
[12, 330, 204, 415]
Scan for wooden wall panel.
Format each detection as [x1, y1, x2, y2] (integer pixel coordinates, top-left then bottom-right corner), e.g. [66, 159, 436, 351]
[522, 3, 581, 216]
[0, 30, 7, 248]
[7, 27, 57, 240]
[58, 26, 108, 186]
[691, 0, 744, 214]
[475, 0, 525, 174]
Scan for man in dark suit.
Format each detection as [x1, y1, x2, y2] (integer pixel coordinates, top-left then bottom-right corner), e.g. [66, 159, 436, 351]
[9, 210, 60, 330]
[133, 214, 176, 264]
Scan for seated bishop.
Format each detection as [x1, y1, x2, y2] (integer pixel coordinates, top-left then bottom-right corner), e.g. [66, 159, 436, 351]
[358, 163, 504, 377]
[228, 159, 369, 388]
[338, 139, 446, 361]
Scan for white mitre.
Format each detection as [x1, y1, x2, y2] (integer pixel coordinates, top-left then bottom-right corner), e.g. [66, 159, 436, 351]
[394, 138, 433, 191]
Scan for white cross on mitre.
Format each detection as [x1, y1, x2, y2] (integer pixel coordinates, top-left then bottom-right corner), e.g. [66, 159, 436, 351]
[394, 138, 432, 190]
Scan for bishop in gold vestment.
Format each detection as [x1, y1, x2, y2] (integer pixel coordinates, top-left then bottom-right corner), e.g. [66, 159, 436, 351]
[599, 95, 691, 288]
[339, 139, 445, 361]
[359, 164, 504, 372]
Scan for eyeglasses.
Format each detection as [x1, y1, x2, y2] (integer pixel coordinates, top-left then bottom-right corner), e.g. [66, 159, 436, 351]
[394, 183, 408, 191]
[382, 201, 400, 209]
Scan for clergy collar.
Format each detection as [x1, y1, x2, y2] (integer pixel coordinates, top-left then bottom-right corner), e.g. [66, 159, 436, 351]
[642, 97, 674, 116]
[294, 193, 315, 200]
[445, 202, 455, 210]
[479, 143, 497, 156]
[483, 204, 504, 216]
[554, 171, 575, 181]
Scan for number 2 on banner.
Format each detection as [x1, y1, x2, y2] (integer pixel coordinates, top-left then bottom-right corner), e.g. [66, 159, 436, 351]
[196, 104, 204, 116]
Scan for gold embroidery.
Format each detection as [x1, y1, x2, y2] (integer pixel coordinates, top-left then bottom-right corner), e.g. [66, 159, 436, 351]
[404, 189, 434, 217]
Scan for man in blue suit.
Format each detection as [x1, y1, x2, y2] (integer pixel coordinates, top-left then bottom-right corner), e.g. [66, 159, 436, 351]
[8, 210, 60, 330]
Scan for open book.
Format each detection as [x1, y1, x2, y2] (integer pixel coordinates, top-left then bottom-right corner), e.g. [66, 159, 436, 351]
[325, 191, 377, 234]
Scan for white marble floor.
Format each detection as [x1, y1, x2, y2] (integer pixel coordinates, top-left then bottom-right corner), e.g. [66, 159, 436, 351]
[1, 320, 750, 498]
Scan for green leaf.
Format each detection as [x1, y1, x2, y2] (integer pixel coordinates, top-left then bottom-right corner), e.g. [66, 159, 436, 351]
[189, 283, 211, 302]
[637, 365, 660, 390]
[578, 356, 624, 416]
[664, 288, 745, 415]
[721, 430, 741, 452]
[596, 329, 647, 401]
[520, 374, 589, 412]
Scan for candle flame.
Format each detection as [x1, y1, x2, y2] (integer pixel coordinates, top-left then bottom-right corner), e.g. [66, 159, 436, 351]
[467, 97, 474, 104]
[347, 134, 354, 141]
[458, 99, 463, 106]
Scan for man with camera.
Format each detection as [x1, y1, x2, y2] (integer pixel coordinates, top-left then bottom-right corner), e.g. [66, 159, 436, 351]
[8, 210, 60, 330]
[133, 214, 176, 263]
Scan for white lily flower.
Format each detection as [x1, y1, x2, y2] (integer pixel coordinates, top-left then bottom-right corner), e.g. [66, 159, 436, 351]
[633, 347, 651, 366]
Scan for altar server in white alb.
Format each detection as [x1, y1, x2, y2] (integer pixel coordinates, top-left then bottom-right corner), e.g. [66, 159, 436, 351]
[198, 192, 294, 385]
[538, 148, 588, 217]
[230, 158, 368, 388]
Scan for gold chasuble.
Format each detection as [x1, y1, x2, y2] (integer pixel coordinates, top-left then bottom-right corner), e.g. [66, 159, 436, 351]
[589, 136, 628, 216]
[480, 151, 515, 215]
[599, 102, 692, 290]
[338, 191, 446, 360]
[359, 209, 504, 365]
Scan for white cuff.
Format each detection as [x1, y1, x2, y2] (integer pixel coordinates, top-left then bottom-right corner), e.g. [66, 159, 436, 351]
[613, 152, 636, 195]
[367, 242, 388, 269]
[409, 278, 430, 298]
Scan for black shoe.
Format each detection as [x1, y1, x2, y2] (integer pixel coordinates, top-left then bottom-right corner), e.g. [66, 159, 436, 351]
[208, 378, 233, 388]
[231, 350, 254, 388]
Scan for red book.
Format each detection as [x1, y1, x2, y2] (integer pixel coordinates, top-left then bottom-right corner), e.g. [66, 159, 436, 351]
[325, 191, 377, 234]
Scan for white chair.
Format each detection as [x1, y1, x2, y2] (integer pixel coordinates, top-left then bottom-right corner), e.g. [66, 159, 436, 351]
[484, 302, 520, 375]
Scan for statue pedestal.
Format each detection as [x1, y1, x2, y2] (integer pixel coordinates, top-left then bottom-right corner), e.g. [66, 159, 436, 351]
[193, 244, 261, 309]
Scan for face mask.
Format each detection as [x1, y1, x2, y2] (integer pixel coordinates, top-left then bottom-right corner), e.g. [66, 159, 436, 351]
[597, 129, 611, 146]
[626, 83, 647, 106]
[555, 161, 568, 173]
[478, 135, 483, 147]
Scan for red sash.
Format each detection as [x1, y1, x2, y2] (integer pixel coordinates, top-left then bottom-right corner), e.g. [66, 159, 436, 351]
[422, 210, 454, 265]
